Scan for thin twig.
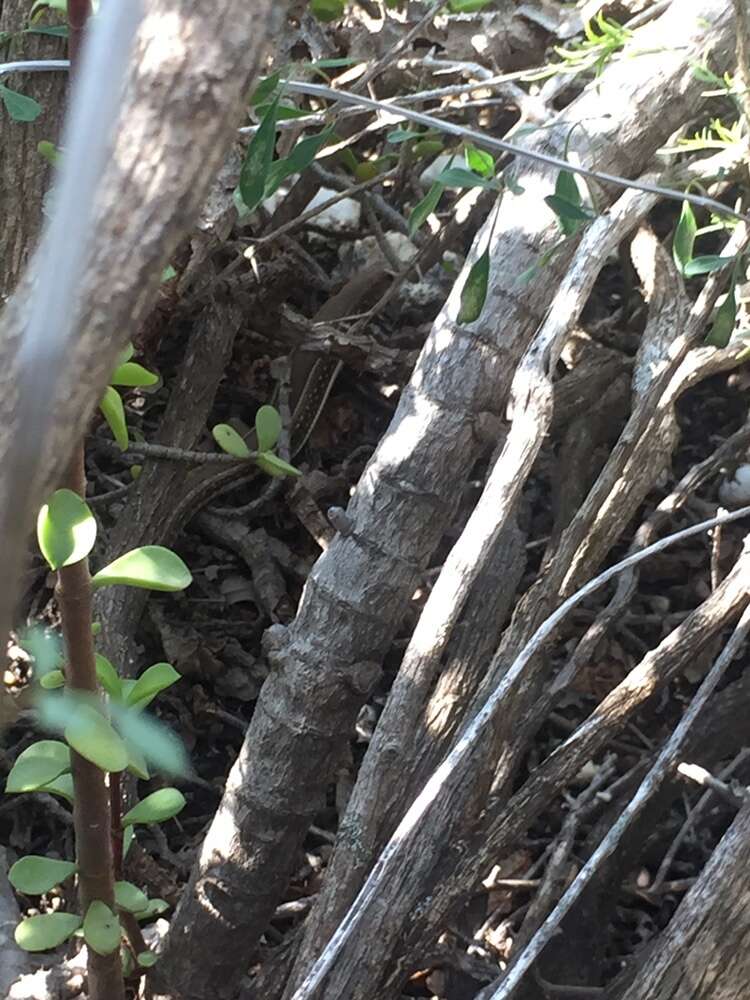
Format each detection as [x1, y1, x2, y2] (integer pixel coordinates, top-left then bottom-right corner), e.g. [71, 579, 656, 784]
[484, 600, 750, 1000]
[279, 82, 747, 223]
[3, 61, 743, 222]
[289, 508, 750, 1000]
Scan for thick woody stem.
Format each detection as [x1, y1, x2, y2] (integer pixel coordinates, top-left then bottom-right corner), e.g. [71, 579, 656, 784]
[58, 445, 124, 1000]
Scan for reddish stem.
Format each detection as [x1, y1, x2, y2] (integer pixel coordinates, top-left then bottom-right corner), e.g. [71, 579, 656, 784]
[67, 0, 93, 70]
[58, 445, 125, 1000]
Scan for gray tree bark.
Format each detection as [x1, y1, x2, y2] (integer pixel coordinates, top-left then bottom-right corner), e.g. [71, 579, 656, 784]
[0, 0, 66, 300]
[610, 800, 750, 1000]
[161, 5, 737, 1000]
[0, 0, 286, 650]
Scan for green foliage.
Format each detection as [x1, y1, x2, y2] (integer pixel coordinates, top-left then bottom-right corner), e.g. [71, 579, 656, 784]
[83, 901, 121, 956]
[6, 741, 70, 793]
[525, 12, 632, 81]
[706, 279, 738, 348]
[239, 91, 281, 214]
[15, 912, 81, 952]
[672, 200, 697, 275]
[0, 83, 42, 122]
[213, 404, 300, 477]
[95, 654, 123, 699]
[99, 386, 129, 450]
[545, 169, 594, 236]
[113, 703, 188, 777]
[9, 856, 76, 894]
[38, 772, 74, 803]
[457, 250, 490, 324]
[37, 140, 60, 165]
[448, 0, 492, 10]
[122, 788, 186, 826]
[547, 169, 589, 237]
[409, 181, 444, 237]
[309, 0, 345, 21]
[265, 127, 335, 197]
[114, 881, 148, 914]
[36, 489, 97, 571]
[125, 662, 180, 711]
[255, 405, 282, 452]
[212, 424, 251, 458]
[99, 345, 158, 449]
[436, 166, 497, 190]
[133, 898, 169, 921]
[109, 362, 159, 388]
[255, 453, 303, 478]
[90, 545, 192, 592]
[464, 144, 494, 178]
[250, 72, 282, 107]
[64, 703, 129, 773]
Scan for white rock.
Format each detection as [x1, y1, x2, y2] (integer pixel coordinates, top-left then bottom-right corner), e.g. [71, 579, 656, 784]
[719, 463, 750, 507]
[306, 187, 360, 231]
[347, 232, 418, 270]
[418, 153, 454, 190]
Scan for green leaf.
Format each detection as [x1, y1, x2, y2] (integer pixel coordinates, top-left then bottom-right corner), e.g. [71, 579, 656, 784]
[123, 825, 134, 860]
[387, 129, 419, 144]
[544, 194, 593, 225]
[37, 140, 60, 164]
[65, 704, 129, 773]
[40, 669, 65, 690]
[15, 913, 81, 952]
[413, 139, 444, 160]
[0, 83, 42, 122]
[256, 102, 312, 121]
[91, 546, 192, 592]
[99, 386, 129, 450]
[9, 856, 77, 894]
[683, 254, 734, 277]
[6, 741, 70, 793]
[551, 171, 584, 236]
[409, 181, 444, 237]
[95, 654, 122, 700]
[126, 662, 180, 710]
[436, 167, 496, 190]
[556, 168, 581, 204]
[38, 772, 74, 804]
[138, 950, 159, 968]
[250, 71, 281, 107]
[114, 881, 148, 914]
[114, 343, 134, 367]
[161, 264, 177, 283]
[264, 127, 335, 197]
[25, 24, 69, 37]
[457, 250, 490, 324]
[83, 901, 121, 956]
[109, 703, 189, 778]
[255, 405, 282, 452]
[465, 144, 494, 178]
[133, 898, 169, 922]
[449, 0, 491, 9]
[36, 489, 97, 571]
[255, 453, 303, 478]
[239, 92, 280, 213]
[309, 57, 359, 69]
[109, 362, 158, 388]
[125, 739, 150, 780]
[673, 200, 697, 275]
[309, 0, 345, 21]
[121, 788, 186, 826]
[706, 283, 738, 347]
[212, 424, 251, 459]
